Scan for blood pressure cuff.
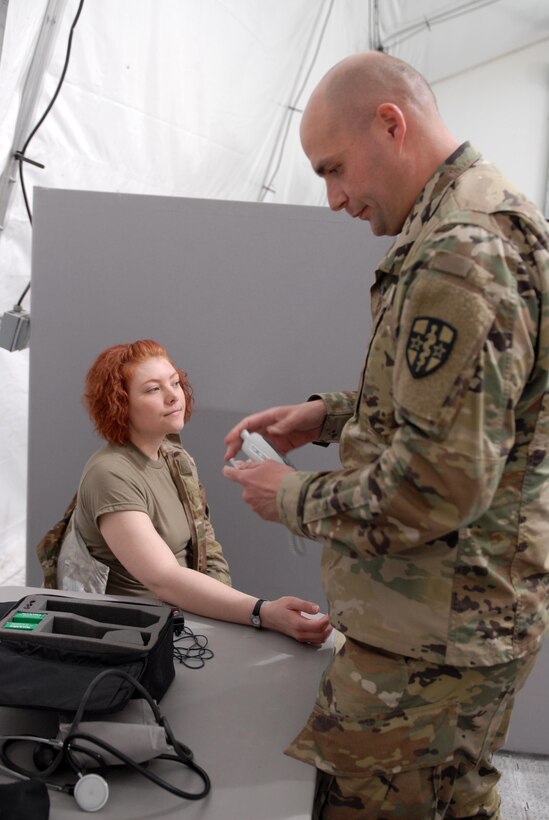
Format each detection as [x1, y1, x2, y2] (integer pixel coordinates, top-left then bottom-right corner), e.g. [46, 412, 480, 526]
[0, 595, 175, 715]
[58, 698, 175, 768]
[0, 779, 50, 819]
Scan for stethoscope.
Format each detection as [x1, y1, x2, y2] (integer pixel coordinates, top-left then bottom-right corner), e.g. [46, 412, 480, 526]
[0, 669, 211, 812]
[0, 733, 110, 811]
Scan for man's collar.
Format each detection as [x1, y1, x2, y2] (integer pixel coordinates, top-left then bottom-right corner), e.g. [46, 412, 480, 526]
[376, 142, 481, 280]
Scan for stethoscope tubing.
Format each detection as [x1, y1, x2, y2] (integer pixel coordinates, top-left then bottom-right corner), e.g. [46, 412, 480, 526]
[0, 668, 211, 802]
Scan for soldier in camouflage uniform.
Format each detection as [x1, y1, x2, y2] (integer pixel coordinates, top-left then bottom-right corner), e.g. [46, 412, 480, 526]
[224, 51, 549, 818]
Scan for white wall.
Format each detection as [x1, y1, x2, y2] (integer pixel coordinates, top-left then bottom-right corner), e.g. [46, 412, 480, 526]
[434, 38, 549, 212]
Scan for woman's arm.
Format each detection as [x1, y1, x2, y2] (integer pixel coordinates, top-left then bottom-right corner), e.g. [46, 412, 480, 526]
[99, 509, 331, 644]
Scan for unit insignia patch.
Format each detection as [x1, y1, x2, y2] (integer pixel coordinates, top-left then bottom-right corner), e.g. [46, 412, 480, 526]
[405, 317, 457, 378]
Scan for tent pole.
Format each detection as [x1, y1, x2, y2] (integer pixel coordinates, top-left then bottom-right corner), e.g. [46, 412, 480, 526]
[0, 0, 69, 234]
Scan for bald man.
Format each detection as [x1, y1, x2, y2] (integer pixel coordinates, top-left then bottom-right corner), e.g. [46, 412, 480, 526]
[224, 52, 549, 818]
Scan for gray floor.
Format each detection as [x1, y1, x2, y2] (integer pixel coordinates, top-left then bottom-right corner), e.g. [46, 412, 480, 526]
[496, 752, 548, 819]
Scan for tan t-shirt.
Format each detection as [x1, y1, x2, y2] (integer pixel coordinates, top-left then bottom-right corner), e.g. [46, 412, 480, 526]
[75, 442, 191, 597]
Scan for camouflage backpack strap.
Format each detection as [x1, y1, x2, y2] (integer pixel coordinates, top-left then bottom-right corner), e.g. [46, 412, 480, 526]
[35, 493, 78, 589]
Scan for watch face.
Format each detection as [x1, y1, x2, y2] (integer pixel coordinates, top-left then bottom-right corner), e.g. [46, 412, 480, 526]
[251, 599, 265, 628]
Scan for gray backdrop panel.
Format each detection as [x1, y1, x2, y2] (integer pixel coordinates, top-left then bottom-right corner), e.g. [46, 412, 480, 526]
[27, 187, 389, 604]
[27, 187, 547, 754]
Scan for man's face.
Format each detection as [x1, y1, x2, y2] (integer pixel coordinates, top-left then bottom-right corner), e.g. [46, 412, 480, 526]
[300, 99, 406, 237]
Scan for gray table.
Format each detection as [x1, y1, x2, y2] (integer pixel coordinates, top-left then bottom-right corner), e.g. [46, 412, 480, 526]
[0, 586, 332, 819]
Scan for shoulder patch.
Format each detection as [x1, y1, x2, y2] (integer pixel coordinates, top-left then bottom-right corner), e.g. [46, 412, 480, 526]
[406, 317, 457, 378]
[394, 273, 496, 431]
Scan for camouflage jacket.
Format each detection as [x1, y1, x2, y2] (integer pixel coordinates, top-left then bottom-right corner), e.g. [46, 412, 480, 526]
[278, 143, 549, 666]
[162, 437, 231, 584]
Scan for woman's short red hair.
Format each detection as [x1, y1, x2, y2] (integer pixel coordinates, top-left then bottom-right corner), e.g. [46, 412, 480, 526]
[84, 339, 194, 446]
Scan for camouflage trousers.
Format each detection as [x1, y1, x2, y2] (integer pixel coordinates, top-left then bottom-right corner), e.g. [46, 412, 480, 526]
[285, 636, 539, 819]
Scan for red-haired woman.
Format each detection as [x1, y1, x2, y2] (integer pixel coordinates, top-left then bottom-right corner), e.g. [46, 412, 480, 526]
[57, 340, 330, 644]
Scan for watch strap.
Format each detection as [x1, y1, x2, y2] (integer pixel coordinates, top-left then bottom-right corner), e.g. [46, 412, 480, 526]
[250, 598, 266, 629]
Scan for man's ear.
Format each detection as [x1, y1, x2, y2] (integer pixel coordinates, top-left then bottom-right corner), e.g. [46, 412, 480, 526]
[375, 102, 406, 148]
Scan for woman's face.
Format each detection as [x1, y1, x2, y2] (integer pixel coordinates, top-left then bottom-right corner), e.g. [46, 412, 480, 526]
[127, 357, 185, 442]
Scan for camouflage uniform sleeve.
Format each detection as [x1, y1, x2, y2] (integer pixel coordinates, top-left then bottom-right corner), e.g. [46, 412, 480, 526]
[310, 391, 357, 443]
[278, 217, 540, 548]
[165, 442, 232, 585]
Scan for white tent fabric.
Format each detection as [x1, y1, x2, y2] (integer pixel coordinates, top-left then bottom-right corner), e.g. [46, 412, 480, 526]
[0, 0, 548, 583]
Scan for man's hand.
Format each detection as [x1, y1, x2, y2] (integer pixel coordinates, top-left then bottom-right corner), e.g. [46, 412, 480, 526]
[224, 400, 326, 461]
[222, 460, 294, 521]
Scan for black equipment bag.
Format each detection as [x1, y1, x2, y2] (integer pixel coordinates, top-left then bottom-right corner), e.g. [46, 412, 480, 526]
[0, 594, 175, 715]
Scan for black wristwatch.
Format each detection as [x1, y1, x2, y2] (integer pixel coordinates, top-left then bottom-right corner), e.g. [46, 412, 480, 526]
[250, 598, 267, 629]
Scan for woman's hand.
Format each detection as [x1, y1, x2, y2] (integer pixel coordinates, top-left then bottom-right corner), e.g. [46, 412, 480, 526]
[260, 597, 332, 644]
